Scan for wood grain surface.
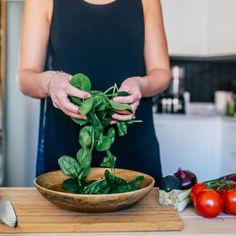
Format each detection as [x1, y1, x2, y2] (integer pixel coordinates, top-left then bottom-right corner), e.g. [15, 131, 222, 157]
[0, 188, 183, 233]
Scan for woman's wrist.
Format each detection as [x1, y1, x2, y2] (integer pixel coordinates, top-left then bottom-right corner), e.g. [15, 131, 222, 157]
[135, 76, 148, 96]
[46, 71, 59, 97]
[44, 70, 67, 97]
[135, 69, 171, 97]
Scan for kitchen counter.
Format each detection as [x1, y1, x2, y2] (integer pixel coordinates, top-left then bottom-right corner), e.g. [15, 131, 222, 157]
[153, 113, 236, 122]
[1, 188, 236, 236]
[153, 111, 236, 182]
[153, 102, 236, 122]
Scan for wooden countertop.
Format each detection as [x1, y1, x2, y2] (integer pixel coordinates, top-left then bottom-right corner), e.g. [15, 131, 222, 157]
[0, 188, 236, 235]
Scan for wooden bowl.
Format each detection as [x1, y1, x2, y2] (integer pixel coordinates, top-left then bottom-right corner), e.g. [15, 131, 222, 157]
[34, 168, 155, 213]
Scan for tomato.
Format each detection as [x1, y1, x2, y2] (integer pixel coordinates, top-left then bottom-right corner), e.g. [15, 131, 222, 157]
[194, 189, 224, 218]
[190, 183, 206, 202]
[222, 189, 236, 215]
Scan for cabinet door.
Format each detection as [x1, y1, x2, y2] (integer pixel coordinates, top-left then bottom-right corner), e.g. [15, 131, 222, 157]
[161, 0, 208, 56]
[154, 116, 221, 182]
[208, 0, 236, 56]
[161, 0, 236, 56]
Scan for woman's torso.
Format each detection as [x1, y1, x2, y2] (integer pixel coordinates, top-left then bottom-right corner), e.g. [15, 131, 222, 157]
[38, 0, 157, 174]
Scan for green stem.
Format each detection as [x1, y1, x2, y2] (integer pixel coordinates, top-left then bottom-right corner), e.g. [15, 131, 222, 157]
[91, 131, 95, 151]
[84, 178, 104, 194]
[112, 83, 117, 95]
[105, 93, 118, 98]
[104, 86, 114, 95]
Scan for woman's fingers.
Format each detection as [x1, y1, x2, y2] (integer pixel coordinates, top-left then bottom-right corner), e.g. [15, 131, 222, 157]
[60, 96, 86, 119]
[113, 95, 134, 104]
[60, 96, 79, 113]
[52, 91, 86, 119]
[57, 98, 86, 119]
[49, 71, 91, 117]
[113, 109, 132, 115]
[112, 113, 133, 121]
[65, 84, 90, 99]
[130, 101, 140, 113]
[60, 107, 87, 119]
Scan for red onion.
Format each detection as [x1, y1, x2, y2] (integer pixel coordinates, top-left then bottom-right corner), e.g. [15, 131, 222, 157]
[227, 173, 236, 182]
[174, 168, 197, 189]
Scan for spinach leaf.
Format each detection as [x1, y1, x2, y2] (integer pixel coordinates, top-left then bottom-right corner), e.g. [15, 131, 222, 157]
[107, 127, 115, 144]
[92, 127, 103, 141]
[90, 90, 104, 96]
[96, 135, 112, 152]
[101, 118, 112, 127]
[117, 91, 130, 97]
[128, 176, 144, 185]
[79, 126, 92, 147]
[79, 97, 94, 115]
[71, 117, 88, 126]
[110, 183, 129, 194]
[76, 148, 92, 168]
[100, 157, 111, 168]
[58, 155, 80, 178]
[70, 96, 82, 106]
[100, 150, 116, 171]
[88, 112, 103, 130]
[70, 73, 91, 91]
[117, 122, 127, 136]
[109, 100, 133, 114]
[83, 178, 105, 194]
[63, 178, 82, 193]
[78, 166, 91, 181]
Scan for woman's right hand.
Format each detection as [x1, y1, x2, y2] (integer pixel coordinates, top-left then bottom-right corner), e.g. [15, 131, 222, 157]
[48, 71, 90, 119]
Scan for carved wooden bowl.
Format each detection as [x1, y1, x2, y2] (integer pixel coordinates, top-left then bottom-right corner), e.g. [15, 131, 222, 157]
[34, 168, 155, 213]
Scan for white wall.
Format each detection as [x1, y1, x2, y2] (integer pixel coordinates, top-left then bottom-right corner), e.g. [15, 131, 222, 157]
[5, 1, 40, 186]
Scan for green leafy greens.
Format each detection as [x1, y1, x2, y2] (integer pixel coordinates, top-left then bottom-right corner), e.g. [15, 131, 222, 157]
[58, 73, 143, 194]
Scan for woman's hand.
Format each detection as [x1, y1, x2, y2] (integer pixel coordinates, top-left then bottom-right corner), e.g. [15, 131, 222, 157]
[112, 77, 142, 121]
[49, 71, 90, 119]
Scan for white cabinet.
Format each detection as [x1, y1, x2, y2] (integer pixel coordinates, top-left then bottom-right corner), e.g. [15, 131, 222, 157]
[154, 115, 222, 182]
[161, 0, 236, 56]
[220, 119, 236, 175]
[208, 0, 236, 56]
[161, 0, 208, 57]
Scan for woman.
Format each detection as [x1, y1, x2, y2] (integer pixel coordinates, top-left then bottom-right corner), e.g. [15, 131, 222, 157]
[18, 0, 170, 185]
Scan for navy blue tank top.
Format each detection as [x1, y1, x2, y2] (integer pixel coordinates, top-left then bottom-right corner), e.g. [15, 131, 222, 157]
[37, 0, 159, 177]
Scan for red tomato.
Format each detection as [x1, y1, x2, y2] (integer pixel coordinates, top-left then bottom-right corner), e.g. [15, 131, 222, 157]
[190, 183, 206, 203]
[222, 189, 236, 215]
[194, 189, 224, 218]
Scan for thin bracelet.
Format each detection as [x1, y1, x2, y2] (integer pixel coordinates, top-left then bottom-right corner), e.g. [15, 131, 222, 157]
[47, 71, 58, 97]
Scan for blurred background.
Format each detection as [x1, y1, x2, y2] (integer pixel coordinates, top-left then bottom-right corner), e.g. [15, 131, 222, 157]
[0, 0, 236, 187]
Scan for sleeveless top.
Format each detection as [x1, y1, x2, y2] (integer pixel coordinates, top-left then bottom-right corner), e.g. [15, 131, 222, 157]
[37, 0, 158, 176]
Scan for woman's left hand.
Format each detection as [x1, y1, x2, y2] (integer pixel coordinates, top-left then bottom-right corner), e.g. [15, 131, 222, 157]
[112, 77, 142, 121]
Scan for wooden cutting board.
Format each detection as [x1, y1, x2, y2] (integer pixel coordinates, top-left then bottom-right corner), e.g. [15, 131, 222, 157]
[0, 188, 183, 233]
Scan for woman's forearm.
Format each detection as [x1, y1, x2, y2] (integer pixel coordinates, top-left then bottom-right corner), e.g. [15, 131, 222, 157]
[18, 69, 53, 99]
[137, 68, 171, 97]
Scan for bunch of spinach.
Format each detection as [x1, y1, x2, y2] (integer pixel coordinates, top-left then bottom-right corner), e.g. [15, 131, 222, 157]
[58, 73, 144, 194]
